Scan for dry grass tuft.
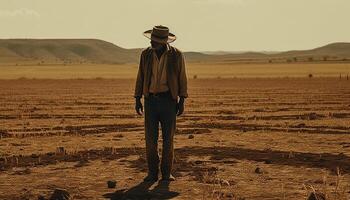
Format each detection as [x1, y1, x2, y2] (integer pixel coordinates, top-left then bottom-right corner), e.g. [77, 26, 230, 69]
[304, 168, 349, 200]
[201, 170, 244, 200]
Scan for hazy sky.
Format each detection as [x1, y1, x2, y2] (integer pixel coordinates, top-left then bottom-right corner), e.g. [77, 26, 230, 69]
[1, 0, 349, 51]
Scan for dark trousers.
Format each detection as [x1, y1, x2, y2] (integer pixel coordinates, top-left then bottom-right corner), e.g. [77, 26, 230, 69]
[144, 91, 177, 177]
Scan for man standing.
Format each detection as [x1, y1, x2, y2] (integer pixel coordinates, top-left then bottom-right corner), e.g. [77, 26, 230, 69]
[134, 25, 188, 182]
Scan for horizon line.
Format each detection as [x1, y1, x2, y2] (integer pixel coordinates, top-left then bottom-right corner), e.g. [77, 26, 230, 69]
[0, 37, 349, 53]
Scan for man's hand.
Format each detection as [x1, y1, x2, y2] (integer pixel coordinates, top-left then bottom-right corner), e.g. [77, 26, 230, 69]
[176, 97, 185, 116]
[135, 97, 143, 115]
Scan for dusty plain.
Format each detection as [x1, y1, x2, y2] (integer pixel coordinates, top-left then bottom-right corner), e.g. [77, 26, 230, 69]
[0, 63, 350, 199]
[0, 62, 349, 79]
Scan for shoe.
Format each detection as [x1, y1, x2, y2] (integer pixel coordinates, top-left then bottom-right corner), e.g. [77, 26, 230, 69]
[161, 174, 175, 182]
[143, 174, 158, 182]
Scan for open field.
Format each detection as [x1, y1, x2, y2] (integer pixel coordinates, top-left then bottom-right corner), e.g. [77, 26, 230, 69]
[0, 77, 350, 199]
[0, 62, 349, 79]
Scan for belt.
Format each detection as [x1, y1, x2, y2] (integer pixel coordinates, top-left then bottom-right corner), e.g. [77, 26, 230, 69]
[149, 90, 171, 97]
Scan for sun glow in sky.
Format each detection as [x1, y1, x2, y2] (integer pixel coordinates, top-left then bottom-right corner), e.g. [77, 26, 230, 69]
[1, 0, 349, 51]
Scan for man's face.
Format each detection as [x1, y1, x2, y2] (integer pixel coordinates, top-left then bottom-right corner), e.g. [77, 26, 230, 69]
[151, 40, 165, 51]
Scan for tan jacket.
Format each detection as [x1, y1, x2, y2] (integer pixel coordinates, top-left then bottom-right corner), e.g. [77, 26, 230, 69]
[134, 45, 188, 100]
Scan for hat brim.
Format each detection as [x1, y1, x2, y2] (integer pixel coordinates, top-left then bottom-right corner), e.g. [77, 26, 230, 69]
[143, 30, 176, 43]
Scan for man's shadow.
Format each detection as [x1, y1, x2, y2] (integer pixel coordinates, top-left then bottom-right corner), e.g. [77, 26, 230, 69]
[103, 180, 179, 200]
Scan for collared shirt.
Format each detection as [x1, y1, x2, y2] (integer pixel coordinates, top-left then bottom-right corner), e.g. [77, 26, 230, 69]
[149, 44, 170, 93]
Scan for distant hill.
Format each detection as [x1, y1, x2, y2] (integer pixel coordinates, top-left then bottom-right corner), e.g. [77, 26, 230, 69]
[186, 43, 350, 63]
[0, 39, 141, 65]
[0, 39, 349, 65]
[278, 42, 350, 58]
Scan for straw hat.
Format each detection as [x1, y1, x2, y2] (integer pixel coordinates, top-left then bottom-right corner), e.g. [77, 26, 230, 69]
[143, 25, 176, 44]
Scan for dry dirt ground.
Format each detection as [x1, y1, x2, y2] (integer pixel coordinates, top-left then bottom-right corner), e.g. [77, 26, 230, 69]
[0, 78, 350, 200]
